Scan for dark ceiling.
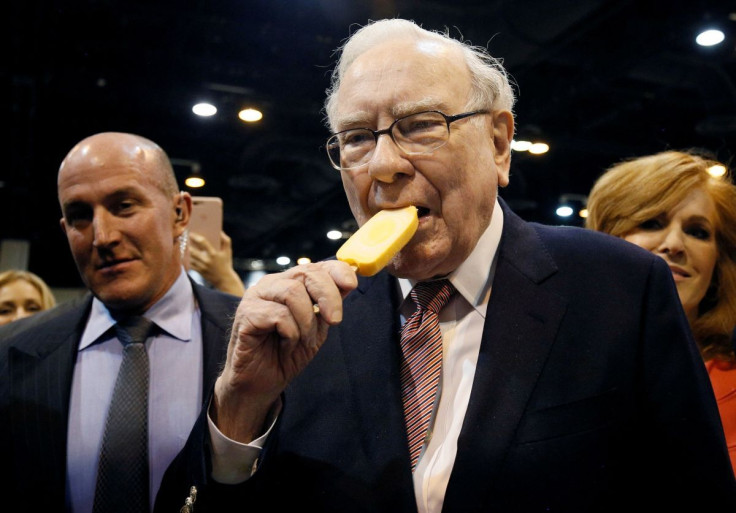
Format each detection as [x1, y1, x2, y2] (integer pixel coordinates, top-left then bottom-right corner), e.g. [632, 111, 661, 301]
[4, 0, 736, 288]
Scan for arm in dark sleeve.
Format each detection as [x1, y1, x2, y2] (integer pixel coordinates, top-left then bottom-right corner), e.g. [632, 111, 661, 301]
[154, 392, 281, 512]
[639, 257, 736, 507]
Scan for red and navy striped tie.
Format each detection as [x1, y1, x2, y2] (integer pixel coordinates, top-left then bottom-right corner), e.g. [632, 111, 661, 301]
[400, 279, 455, 470]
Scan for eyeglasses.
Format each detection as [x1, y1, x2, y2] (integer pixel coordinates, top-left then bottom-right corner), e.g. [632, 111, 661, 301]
[326, 109, 489, 171]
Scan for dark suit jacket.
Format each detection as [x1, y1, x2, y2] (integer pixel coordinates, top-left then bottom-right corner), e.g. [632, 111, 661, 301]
[0, 281, 239, 512]
[155, 203, 736, 512]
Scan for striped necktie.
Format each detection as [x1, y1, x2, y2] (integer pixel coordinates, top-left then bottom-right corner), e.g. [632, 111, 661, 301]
[400, 279, 455, 470]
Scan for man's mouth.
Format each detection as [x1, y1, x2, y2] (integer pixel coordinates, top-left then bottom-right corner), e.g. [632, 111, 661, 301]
[416, 206, 431, 218]
[97, 258, 133, 271]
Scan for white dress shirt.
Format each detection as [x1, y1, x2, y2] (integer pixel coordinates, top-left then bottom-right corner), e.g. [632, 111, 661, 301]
[66, 269, 204, 513]
[402, 200, 502, 513]
[209, 201, 504, 513]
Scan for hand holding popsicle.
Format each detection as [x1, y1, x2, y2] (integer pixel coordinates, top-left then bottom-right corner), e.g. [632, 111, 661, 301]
[213, 258, 357, 442]
[212, 208, 418, 442]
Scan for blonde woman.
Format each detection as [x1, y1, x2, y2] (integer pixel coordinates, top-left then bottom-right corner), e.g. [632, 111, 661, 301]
[0, 270, 56, 325]
[587, 150, 736, 474]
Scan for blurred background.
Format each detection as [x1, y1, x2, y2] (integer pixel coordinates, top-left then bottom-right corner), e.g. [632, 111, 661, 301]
[3, 0, 735, 297]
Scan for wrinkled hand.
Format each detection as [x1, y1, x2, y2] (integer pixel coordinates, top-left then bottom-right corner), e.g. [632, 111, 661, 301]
[212, 260, 358, 442]
[189, 231, 246, 296]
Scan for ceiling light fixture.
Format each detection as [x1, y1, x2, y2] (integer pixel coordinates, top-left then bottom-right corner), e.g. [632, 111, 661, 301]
[528, 142, 550, 155]
[511, 139, 532, 151]
[185, 174, 205, 188]
[556, 206, 573, 217]
[276, 256, 291, 266]
[171, 159, 206, 188]
[696, 29, 725, 47]
[327, 230, 342, 240]
[708, 164, 727, 177]
[511, 139, 549, 155]
[192, 102, 217, 117]
[557, 193, 588, 220]
[238, 108, 263, 122]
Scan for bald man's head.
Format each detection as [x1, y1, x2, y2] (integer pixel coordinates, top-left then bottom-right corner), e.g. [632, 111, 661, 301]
[57, 131, 192, 314]
[58, 132, 179, 198]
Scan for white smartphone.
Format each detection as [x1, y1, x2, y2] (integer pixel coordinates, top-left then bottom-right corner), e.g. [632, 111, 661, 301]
[189, 196, 223, 250]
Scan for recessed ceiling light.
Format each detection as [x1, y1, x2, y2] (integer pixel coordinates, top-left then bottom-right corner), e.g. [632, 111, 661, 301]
[696, 29, 725, 47]
[238, 108, 263, 122]
[708, 164, 727, 177]
[529, 142, 550, 155]
[185, 176, 205, 188]
[192, 103, 217, 117]
[276, 256, 291, 266]
[556, 206, 573, 217]
[511, 140, 532, 151]
[327, 230, 342, 240]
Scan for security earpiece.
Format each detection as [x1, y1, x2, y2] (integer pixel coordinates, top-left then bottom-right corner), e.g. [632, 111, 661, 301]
[175, 191, 185, 220]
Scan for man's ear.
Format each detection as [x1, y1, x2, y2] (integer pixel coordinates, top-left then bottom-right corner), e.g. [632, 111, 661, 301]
[173, 191, 193, 237]
[491, 110, 514, 187]
[60, 217, 67, 234]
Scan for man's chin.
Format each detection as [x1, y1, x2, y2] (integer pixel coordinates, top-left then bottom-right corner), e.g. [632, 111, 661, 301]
[92, 286, 147, 313]
[389, 251, 447, 281]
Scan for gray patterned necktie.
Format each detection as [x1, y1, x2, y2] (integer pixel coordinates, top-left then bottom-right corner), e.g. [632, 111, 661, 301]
[93, 316, 154, 513]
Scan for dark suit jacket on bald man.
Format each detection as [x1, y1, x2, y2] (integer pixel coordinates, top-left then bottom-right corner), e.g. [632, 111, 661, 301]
[0, 281, 239, 511]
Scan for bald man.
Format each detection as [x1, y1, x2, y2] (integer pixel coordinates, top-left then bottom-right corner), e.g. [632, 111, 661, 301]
[0, 133, 240, 512]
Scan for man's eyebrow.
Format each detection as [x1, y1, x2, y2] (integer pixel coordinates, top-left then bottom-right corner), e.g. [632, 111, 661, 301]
[61, 200, 87, 213]
[391, 99, 450, 118]
[106, 187, 143, 201]
[62, 187, 143, 212]
[334, 111, 372, 130]
[334, 99, 449, 131]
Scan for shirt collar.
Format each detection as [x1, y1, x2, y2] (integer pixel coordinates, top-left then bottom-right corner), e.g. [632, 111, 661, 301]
[399, 199, 504, 317]
[79, 268, 196, 350]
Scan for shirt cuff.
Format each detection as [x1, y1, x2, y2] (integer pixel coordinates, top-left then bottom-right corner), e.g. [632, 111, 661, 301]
[207, 399, 282, 484]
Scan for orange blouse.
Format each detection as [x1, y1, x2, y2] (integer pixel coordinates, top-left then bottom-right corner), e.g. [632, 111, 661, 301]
[705, 359, 736, 477]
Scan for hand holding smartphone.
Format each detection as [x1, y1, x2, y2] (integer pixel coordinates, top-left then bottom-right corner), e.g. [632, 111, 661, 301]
[189, 196, 223, 250]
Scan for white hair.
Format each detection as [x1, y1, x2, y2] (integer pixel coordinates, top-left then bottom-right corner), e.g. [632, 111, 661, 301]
[324, 18, 516, 131]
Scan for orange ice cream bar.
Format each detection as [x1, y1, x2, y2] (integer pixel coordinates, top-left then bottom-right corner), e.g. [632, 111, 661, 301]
[337, 206, 419, 276]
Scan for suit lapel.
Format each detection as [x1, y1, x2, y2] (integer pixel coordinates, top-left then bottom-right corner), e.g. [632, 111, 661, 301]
[8, 295, 92, 502]
[338, 272, 417, 510]
[444, 204, 568, 512]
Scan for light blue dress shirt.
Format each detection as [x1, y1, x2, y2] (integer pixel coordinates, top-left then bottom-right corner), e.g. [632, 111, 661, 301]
[65, 270, 203, 513]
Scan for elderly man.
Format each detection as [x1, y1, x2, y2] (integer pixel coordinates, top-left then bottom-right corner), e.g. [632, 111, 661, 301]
[155, 19, 736, 512]
[0, 133, 240, 513]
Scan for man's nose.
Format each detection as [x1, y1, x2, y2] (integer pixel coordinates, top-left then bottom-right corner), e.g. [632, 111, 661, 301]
[92, 210, 121, 248]
[367, 134, 414, 183]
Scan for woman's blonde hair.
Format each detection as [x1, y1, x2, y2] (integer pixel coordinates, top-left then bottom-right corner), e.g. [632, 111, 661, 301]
[586, 150, 736, 361]
[0, 270, 57, 310]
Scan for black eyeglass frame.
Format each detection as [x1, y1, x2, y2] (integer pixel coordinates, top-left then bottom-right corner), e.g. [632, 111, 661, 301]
[326, 109, 490, 171]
